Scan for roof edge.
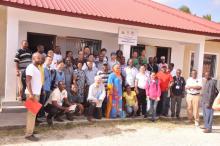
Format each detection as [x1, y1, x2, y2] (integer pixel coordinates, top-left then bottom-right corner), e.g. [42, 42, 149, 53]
[1, 1, 220, 37]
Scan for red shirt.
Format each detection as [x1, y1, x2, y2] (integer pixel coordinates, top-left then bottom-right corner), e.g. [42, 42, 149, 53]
[156, 71, 173, 92]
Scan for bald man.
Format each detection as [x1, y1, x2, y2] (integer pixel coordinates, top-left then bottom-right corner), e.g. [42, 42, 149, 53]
[25, 52, 42, 141]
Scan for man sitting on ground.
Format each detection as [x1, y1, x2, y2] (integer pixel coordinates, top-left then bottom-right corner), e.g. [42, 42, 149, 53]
[45, 81, 82, 126]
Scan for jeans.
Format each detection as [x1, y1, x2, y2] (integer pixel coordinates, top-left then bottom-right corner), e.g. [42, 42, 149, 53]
[202, 103, 214, 130]
[150, 99, 158, 120]
[137, 88, 147, 116]
[38, 90, 51, 118]
[171, 95, 182, 117]
[157, 91, 169, 116]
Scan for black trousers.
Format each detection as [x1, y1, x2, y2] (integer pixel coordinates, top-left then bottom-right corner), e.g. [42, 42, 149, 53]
[45, 104, 73, 120]
[21, 70, 26, 101]
[88, 101, 102, 119]
[137, 88, 147, 116]
[156, 91, 169, 116]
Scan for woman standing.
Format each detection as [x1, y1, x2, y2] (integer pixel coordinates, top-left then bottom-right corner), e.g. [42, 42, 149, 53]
[106, 64, 124, 118]
[73, 61, 86, 104]
[146, 72, 161, 122]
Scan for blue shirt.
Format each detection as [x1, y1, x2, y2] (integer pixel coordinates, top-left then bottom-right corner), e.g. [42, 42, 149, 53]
[44, 66, 52, 91]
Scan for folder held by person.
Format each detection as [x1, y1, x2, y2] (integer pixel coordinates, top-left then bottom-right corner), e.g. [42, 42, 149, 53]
[24, 98, 42, 115]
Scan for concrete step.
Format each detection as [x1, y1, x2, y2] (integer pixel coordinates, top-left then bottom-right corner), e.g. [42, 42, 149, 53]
[1, 101, 26, 113]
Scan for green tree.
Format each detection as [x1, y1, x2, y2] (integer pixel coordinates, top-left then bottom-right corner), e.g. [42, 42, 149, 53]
[179, 5, 191, 14]
[203, 14, 212, 21]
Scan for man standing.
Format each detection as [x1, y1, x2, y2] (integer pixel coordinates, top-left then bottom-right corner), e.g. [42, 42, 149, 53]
[158, 56, 168, 70]
[147, 57, 159, 73]
[97, 63, 110, 117]
[14, 40, 32, 101]
[168, 63, 176, 77]
[124, 59, 138, 90]
[96, 53, 105, 71]
[185, 70, 202, 126]
[64, 57, 74, 95]
[25, 52, 42, 141]
[87, 76, 106, 121]
[131, 51, 139, 69]
[53, 46, 62, 64]
[156, 66, 173, 117]
[201, 72, 217, 133]
[171, 69, 185, 119]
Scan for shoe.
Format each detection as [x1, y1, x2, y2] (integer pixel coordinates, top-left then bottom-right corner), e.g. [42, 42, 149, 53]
[195, 121, 200, 127]
[144, 115, 148, 118]
[200, 126, 206, 129]
[33, 131, 39, 134]
[203, 129, 212, 133]
[54, 117, 64, 122]
[46, 117, 53, 126]
[185, 120, 193, 124]
[25, 134, 40, 142]
[87, 116, 93, 122]
[66, 116, 74, 121]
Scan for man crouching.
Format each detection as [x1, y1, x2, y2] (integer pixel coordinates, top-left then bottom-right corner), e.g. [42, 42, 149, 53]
[45, 81, 83, 126]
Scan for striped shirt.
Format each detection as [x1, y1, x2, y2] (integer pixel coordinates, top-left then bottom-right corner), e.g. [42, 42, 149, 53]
[97, 71, 110, 89]
[14, 48, 32, 71]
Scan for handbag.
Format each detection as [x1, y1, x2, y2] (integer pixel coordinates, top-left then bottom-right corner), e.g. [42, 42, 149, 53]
[212, 93, 220, 111]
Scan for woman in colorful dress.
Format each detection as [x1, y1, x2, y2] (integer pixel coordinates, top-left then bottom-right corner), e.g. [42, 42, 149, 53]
[73, 61, 86, 104]
[106, 64, 124, 118]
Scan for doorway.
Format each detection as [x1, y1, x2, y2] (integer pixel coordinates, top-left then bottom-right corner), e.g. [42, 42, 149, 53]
[27, 32, 56, 53]
[156, 47, 171, 64]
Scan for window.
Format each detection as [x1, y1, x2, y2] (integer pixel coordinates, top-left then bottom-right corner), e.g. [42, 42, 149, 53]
[190, 52, 217, 77]
[56, 37, 102, 58]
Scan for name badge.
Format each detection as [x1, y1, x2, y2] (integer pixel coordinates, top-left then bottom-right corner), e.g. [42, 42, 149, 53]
[176, 85, 180, 89]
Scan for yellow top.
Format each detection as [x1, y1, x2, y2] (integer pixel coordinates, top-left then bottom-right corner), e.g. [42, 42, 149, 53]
[38, 65, 44, 85]
[123, 91, 137, 106]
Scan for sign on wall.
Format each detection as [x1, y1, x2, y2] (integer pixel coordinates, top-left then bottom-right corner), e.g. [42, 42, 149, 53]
[118, 27, 138, 46]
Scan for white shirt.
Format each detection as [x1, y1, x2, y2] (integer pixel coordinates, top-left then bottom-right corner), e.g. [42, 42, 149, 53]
[135, 72, 149, 89]
[186, 77, 202, 95]
[25, 64, 42, 95]
[53, 53, 63, 63]
[87, 83, 106, 107]
[170, 69, 176, 77]
[46, 88, 67, 106]
[125, 66, 138, 87]
[109, 60, 119, 71]
[82, 62, 96, 70]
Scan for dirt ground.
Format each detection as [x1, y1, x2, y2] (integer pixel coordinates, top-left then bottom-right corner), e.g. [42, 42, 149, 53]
[0, 119, 220, 146]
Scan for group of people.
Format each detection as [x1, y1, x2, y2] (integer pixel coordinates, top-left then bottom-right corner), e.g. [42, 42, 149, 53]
[15, 40, 219, 141]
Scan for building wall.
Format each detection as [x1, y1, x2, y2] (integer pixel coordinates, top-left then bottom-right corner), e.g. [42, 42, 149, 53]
[19, 22, 119, 57]
[183, 41, 220, 80]
[0, 6, 7, 97]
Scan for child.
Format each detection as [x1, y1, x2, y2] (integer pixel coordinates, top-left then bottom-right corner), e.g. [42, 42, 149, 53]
[123, 85, 138, 117]
[146, 72, 161, 122]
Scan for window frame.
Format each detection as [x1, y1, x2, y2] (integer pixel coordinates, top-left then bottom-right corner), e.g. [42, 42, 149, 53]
[189, 51, 219, 78]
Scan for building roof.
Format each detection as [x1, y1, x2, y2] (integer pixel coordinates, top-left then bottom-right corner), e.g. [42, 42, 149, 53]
[1, 0, 220, 37]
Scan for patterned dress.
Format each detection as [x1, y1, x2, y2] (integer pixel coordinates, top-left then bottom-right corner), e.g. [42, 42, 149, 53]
[74, 69, 86, 103]
[106, 73, 124, 118]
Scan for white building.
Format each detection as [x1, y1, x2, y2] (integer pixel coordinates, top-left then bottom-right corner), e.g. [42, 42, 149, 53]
[0, 0, 220, 103]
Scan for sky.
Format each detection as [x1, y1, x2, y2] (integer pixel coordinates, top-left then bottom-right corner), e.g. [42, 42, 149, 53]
[152, 0, 220, 22]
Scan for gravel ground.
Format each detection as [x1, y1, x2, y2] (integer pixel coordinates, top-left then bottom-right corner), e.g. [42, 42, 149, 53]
[0, 119, 220, 146]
